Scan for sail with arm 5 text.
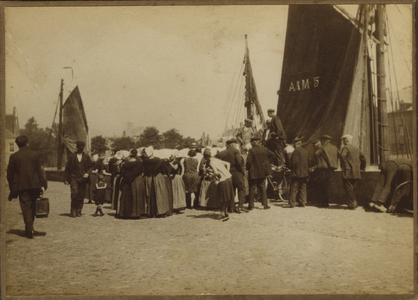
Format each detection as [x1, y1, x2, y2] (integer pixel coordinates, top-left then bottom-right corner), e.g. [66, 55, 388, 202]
[277, 4, 412, 166]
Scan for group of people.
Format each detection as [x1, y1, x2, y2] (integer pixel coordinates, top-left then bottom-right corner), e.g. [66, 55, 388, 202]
[6, 108, 412, 238]
[288, 134, 367, 210]
[64, 134, 276, 220]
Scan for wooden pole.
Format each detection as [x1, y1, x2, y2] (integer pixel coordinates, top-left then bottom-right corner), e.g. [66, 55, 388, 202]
[57, 79, 64, 170]
[375, 5, 389, 164]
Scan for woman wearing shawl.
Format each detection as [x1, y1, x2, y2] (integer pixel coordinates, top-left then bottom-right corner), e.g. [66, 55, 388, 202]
[203, 149, 233, 219]
[117, 149, 145, 219]
[142, 146, 171, 217]
[199, 149, 221, 209]
[168, 150, 187, 211]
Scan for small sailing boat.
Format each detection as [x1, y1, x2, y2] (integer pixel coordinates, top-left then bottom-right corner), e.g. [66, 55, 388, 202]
[52, 75, 90, 170]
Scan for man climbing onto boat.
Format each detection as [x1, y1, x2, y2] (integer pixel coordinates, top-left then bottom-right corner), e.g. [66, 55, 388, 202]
[369, 158, 413, 213]
[265, 109, 287, 167]
[236, 118, 255, 153]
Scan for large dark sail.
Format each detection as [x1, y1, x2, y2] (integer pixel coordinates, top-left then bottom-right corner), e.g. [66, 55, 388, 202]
[62, 86, 90, 153]
[277, 5, 362, 148]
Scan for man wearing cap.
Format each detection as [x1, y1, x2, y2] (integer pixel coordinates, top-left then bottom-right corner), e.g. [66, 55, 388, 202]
[310, 135, 340, 207]
[246, 137, 275, 210]
[64, 141, 93, 217]
[266, 109, 287, 167]
[340, 134, 366, 210]
[217, 138, 247, 213]
[289, 137, 309, 207]
[236, 118, 255, 152]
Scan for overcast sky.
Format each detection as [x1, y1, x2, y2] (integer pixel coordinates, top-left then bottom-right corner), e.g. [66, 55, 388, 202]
[5, 4, 412, 140]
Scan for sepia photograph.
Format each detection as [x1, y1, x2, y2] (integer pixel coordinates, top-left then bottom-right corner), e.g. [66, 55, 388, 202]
[2, 1, 415, 297]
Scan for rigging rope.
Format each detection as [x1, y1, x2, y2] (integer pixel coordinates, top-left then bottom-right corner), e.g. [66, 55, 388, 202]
[224, 59, 245, 134]
[233, 77, 246, 130]
[45, 94, 61, 151]
[385, 10, 412, 158]
[387, 16, 412, 75]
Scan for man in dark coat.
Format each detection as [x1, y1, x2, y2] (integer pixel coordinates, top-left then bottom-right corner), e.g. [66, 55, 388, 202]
[340, 134, 366, 210]
[310, 135, 340, 208]
[7, 135, 48, 239]
[217, 138, 248, 213]
[246, 137, 275, 210]
[289, 137, 309, 208]
[64, 141, 92, 217]
[265, 109, 287, 167]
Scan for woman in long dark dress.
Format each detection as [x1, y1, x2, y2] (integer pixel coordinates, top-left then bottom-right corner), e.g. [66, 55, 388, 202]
[181, 149, 200, 208]
[169, 151, 187, 211]
[160, 158, 174, 216]
[117, 149, 144, 219]
[142, 146, 171, 218]
[110, 151, 124, 211]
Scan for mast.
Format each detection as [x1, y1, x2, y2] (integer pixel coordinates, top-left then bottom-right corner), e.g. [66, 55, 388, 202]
[57, 78, 64, 170]
[244, 35, 265, 124]
[375, 5, 389, 164]
[244, 35, 252, 119]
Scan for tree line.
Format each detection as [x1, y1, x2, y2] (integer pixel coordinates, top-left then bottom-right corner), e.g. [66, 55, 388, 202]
[91, 127, 198, 153]
[18, 117, 198, 166]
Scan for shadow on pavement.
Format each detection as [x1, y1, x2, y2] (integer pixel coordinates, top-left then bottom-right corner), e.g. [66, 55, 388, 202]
[324, 204, 347, 210]
[186, 213, 219, 220]
[7, 229, 47, 237]
[273, 203, 289, 208]
[59, 213, 72, 217]
[393, 212, 413, 218]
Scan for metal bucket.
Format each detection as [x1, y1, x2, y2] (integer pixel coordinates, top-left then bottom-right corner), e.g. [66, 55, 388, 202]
[36, 197, 49, 218]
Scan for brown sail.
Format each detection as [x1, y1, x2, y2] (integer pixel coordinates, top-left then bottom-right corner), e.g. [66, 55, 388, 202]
[61, 86, 90, 153]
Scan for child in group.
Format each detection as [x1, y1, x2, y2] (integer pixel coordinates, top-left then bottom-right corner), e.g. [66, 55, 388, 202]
[93, 174, 107, 216]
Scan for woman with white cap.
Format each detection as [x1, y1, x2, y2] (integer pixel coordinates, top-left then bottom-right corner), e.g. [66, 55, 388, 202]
[205, 149, 233, 219]
[168, 150, 187, 211]
[110, 150, 125, 211]
[117, 149, 145, 219]
[142, 146, 171, 217]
